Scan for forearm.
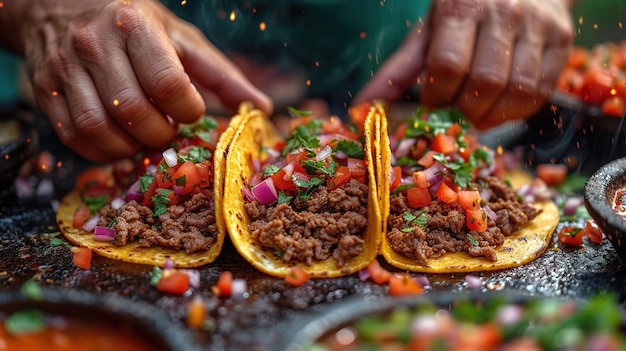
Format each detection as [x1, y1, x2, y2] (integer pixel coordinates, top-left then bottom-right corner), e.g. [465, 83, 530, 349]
[0, 0, 35, 55]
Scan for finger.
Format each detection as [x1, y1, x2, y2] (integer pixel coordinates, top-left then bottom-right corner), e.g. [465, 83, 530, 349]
[172, 23, 274, 116]
[115, 4, 206, 124]
[36, 89, 113, 163]
[70, 22, 179, 149]
[354, 19, 430, 104]
[420, 0, 479, 108]
[62, 67, 143, 159]
[454, 3, 520, 125]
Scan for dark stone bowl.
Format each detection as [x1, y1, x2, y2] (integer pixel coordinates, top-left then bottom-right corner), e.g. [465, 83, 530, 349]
[0, 107, 38, 193]
[584, 157, 626, 260]
[0, 287, 202, 351]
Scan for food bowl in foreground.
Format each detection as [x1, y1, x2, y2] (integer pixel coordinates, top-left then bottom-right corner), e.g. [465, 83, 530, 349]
[0, 287, 201, 351]
[584, 157, 626, 260]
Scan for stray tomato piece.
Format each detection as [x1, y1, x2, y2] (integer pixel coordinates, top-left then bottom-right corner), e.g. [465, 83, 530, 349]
[581, 69, 615, 106]
[187, 296, 207, 329]
[367, 260, 391, 285]
[458, 190, 482, 211]
[347, 158, 367, 183]
[406, 187, 432, 208]
[536, 163, 568, 187]
[76, 167, 113, 193]
[284, 266, 310, 286]
[348, 101, 371, 130]
[216, 271, 233, 297]
[558, 226, 584, 247]
[417, 150, 438, 168]
[156, 271, 190, 295]
[466, 209, 488, 232]
[195, 161, 212, 188]
[585, 219, 604, 244]
[73, 205, 90, 229]
[72, 247, 92, 270]
[431, 133, 457, 154]
[388, 274, 423, 296]
[410, 137, 429, 160]
[435, 182, 458, 204]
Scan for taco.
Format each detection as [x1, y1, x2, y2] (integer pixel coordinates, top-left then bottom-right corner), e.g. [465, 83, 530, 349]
[55, 105, 250, 268]
[376, 105, 559, 273]
[223, 104, 381, 278]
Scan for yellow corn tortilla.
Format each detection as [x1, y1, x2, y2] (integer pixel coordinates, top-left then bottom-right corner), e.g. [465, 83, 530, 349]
[56, 110, 245, 269]
[375, 104, 559, 273]
[223, 104, 382, 278]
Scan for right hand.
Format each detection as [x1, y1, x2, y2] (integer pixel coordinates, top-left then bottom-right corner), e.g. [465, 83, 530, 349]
[15, 0, 272, 162]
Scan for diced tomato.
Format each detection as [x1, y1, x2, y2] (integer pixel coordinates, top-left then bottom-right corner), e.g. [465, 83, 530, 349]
[195, 160, 212, 188]
[329, 165, 351, 190]
[347, 158, 367, 183]
[156, 271, 190, 295]
[155, 164, 174, 189]
[413, 170, 428, 189]
[446, 122, 462, 137]
[388, 274, 423, 296]
[288, 115, 314, 132]
[601, 95, 626, 117]
[417, 150, 438, 168]
[394, 123, 408, 142]
[585, 219, 604, 244]
[431, 133, 457, 154]
[536, 163, 568, 187]
[410, 137, 429, 160]
[367, 260, 391, 285]
[73, 205, 90, 229]
[271, 169, 297, 192]
[186, 296, 207, 329]
[72, 247, 92, 270]
[406, 187, 432, 208]
[458, 190, 482, 210]
[284, 266, 310, 286]
[581, 69, 615, 105]
[141, 177, 159, 207]
[435, 182, 458, 204]
[76, 167, 113, 193]
[457, 323, 502, 350]
[390, 166, 403, 191]
[216, 271, 233, 296]
[172, 160, 201, 195]
[558, 226, 584, 247]
[466, 209, 488, 232]
[348, 101, 372, 130]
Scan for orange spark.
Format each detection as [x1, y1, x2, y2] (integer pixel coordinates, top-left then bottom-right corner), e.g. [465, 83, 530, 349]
[113, 99, 120, 107]
[52, 91, 59, 97]
[56, 122, 62, 128]
[230, 11, 236, 21]
[259, 22, 266, 31]
[117, 21, 123, 27]
[181, 0, 187, 4]
[359, 32, 367, 39]
[306, 80, 311, 87]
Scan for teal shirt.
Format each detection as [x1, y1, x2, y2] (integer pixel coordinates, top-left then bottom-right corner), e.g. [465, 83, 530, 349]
[162, 0, 429, 106]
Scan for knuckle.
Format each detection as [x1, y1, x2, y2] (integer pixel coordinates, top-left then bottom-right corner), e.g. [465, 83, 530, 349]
[110, 88, 154, 124]
[491, 0, 522, 26]
[70, 25, 107, 63]
[148, 65, 190, 102]
[72, 107, 108, 139]
[468, 68, 508, 94]
[111, 5, 148, 38]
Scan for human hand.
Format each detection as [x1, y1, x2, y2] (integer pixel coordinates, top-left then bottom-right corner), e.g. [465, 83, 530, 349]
[8, 0, 272, 162]
[355, 0, 574, 130]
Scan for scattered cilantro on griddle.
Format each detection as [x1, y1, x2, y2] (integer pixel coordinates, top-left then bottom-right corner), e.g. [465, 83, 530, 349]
[150, 266, 163, 286]
[21, 281, 43, 301]
[50, 237, 69, 247]
[5, 310, 44, 335]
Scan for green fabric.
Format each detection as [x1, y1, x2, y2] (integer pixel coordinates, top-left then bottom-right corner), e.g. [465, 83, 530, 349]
[162, 0, 429, 103]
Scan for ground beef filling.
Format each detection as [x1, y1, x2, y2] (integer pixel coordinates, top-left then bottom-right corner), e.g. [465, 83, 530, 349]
[387, 176, 542, 266]
[245, 178, 369, 267]
[97, 190, 218, 254]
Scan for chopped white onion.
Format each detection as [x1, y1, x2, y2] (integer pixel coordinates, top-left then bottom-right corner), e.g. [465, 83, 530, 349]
[162, 147, 178, 167]
[465, 274, 483, 289]
[14, 177, 34, 199]
[231, 278, 248, 301]
[316, 145, 333, 161]
[36, 178, 54, 197]
[393, 138, 416, 158]
[180, 269, 201, 288]
[111, 197, 126, 210]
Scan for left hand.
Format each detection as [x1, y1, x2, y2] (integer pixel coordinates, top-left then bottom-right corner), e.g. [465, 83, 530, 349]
[355, 0, 575, 130]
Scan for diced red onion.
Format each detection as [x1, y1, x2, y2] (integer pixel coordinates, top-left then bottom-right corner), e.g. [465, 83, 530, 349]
[82, 215, 100, 232]
[50, 199, 60, 212]
[127, 179, 141, 194]
[358, 268, 371, 282]
[14, 177, 34, 199]
[231, 278, 248, 301]
[248, 172, 262, 187]
[480, 188, 491, 202]
[465, 275, 483, 289]
[252, 159, 262, 173]
[124, 191, 144, 203]
[414, 275, 431, 288]
[251, 178, 278, 205]
[318, 134, 349, 147]
[563, 196, 584, 216]
[393, 138, 416, 158]
[424, 162, 445, 185]
[282, 162, 295, 179]
[36, 178, 54, 197]
[265, 147, 281, 163]
[316, 145, 332, 161]
[334, 151, 348, 160]
[173, 185, 185, 195]
[93, 225, 115, 241]
[242, 186, 255, 202]
[110, 197, 126, 210]
[180, 269, 201, 288]
[164, 257, 175, 270]
[484, 205, 498, 221]
[496, 304, 524, 325]
[162, 147, 178, 168]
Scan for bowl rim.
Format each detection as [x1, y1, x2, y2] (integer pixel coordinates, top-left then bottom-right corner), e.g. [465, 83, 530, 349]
[0, 287, 202, 351]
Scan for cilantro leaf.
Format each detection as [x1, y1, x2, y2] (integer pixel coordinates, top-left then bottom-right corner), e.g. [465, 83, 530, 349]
[263, 165, 281, 178]
[150, 266, 163, 286]
[335, 140, 364, 159]
[278, 192, 293, 204]
[283, 120, 323, 154]
[83, 195, 109, 213]
[5, 310, 44, 335]
[401, 210, 427, 232]
[21, 281, 43, 301]
[293, 176, 324, 201]
[288, 107, 313, 117]
[179, 146, 211, 163]
[302, 159, 337, 177]
[151, 189, 171, 217]
[139, 173, 155, 193]
[467, 233, 479, 247]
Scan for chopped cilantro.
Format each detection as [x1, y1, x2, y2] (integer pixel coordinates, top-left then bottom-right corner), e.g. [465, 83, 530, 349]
[21, 281, 43, 301]
[278, 192, 293, 204]
[287, 107, 313, 117]
[553, 174, 588, 195]
[283, 121, 322, 154]
[294, 176, 324, 201]
[50, 237, 69, 247]
[401, 210, 427, 232]
[404, 107, 470, 138]
[151, 189, 171, 217]
[395, 156, 419, 167]
[150, 266, 163, 286]
[175, 174, 187, 186]
[302, 159, 337, 177]
[83, 195, 109, 213]
[139, 173, 155, 193]
[263, 165, 281, 178]
[179, 146, 211, 163]
[392, 183, 415, 196]
[334, 140, 364, 159]
[467, 233, 479, 247]
[5, 310, 44, 335]
[563, 228, 583, 237]
[158, 161, 170, 173]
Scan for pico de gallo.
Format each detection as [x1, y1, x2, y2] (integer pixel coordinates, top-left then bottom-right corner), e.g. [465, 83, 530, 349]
[242, 109, 370, 267]
[384, 107, 542, 265]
